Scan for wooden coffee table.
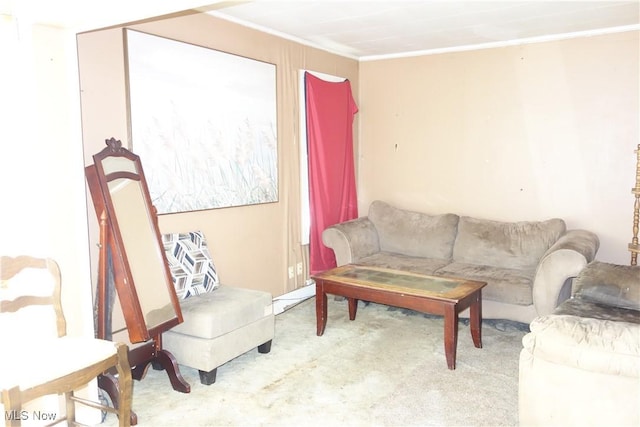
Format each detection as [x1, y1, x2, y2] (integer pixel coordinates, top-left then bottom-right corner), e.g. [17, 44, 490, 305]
[312, 264, 486, 369]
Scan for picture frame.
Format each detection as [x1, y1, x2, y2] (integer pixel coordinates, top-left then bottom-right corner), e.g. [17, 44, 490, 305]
[124, 29, 278, 214]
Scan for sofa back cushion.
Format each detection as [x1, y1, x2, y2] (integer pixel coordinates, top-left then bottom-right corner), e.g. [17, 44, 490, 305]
[452, 216, 566, 270]
[573, 261, 640, 311]
[368, 200, 459, 259]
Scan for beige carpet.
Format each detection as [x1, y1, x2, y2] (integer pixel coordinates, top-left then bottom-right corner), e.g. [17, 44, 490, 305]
[104, 297, 528, 427]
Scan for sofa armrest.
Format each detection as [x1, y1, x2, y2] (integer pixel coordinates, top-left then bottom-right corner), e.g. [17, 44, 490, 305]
[532, 229, 600, 316]
[322, 218, 380, 266]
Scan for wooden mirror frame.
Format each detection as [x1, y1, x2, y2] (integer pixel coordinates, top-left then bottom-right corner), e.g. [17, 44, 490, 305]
[86, 138, 183, 343]
[86, 139, 191, 424]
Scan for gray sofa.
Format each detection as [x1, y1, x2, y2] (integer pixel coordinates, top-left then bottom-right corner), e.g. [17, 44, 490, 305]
[519, 261, 640, 426]
[322, 200, 600, 323]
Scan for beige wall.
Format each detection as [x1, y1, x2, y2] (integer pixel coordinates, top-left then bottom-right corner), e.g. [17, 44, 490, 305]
[78, 14, 638, 302]
[77, 12, 359, 298]
[359, 30, 639, 265]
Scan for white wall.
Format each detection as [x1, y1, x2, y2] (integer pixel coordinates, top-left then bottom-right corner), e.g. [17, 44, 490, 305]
[0, 15, 99, 423]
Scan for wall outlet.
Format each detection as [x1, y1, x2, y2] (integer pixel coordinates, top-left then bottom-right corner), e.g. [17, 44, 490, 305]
[288, 266, 295, 279]
[296, 262, 303, 275]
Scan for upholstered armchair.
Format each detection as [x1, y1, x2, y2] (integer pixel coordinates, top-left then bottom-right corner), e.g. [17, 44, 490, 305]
[519, 261, 640, 426]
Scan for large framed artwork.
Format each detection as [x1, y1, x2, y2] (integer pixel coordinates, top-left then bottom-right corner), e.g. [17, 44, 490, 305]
[124, 29, 278, 214]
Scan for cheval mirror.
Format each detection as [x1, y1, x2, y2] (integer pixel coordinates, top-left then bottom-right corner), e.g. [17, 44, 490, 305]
[86, 138, 190, 422]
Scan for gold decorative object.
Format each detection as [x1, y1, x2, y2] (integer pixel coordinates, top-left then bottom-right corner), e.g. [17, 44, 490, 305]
[630, 144, 640, 265]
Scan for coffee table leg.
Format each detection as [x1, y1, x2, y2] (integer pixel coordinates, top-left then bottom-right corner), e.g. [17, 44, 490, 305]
[316, 281, 328, 336]
[444, 304, 458, 370]
[348, 297, 358, 320]
[470, 290, 482, 348]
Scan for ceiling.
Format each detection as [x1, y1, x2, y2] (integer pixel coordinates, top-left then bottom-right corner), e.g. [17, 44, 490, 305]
[208, 1, 640, 60]
[0, 0, 218, 31]
[1, 1, 638, 60]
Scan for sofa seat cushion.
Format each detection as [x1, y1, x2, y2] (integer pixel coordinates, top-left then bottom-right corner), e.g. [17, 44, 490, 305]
[555, 298, 640, 324]
[435, 262, 534, 305]
[357, 252, 450, 276]
[452, 216, 566, 270]
[169, 285, 273, 339]
[368, 200, 459, 259]
[524, 314, 640, 377]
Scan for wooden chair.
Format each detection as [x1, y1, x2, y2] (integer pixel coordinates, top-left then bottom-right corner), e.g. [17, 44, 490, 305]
[0, 255, 132, 427]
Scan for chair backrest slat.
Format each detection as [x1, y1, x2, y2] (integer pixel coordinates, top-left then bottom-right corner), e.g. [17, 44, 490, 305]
[0, 295, 55, 312]
[0, 255, 67, 337]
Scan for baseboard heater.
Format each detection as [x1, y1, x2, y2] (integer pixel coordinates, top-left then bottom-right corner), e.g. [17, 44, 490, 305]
[273, 280, 315, 315]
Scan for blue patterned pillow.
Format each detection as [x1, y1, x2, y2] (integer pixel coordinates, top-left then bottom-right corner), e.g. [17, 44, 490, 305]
[162, 231, 220, 300]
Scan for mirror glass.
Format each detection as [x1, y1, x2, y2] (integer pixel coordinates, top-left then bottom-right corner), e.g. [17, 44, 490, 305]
[100, 155, 178, 333]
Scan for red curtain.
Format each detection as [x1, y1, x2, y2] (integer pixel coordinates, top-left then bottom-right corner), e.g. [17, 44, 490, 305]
[305, 72, 359, 274]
